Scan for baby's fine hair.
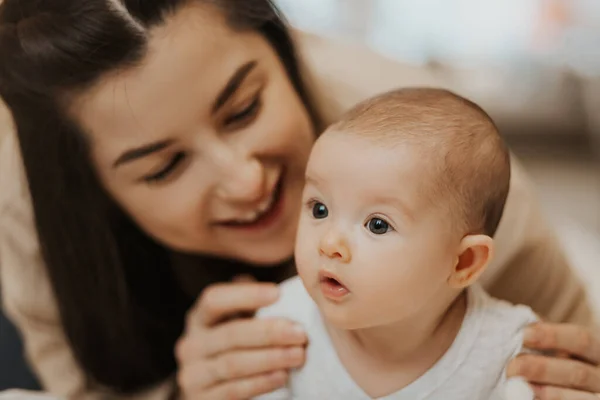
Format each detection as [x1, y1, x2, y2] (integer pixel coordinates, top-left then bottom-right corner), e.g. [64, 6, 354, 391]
[329, 87, 510, 237]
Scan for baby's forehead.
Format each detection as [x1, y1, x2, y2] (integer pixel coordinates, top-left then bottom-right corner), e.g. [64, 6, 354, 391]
[318, 128, 467, 205]
[327, 88, 492, 146]
[309, 132, 437, 198]
[319, 125, 444, 172]
[314, 128, 420, 161]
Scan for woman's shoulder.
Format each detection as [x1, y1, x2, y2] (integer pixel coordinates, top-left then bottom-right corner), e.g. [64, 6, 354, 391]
[0, 102, 29, 216]
[0, 101, 58, 321]
[291, 29, 445, 118]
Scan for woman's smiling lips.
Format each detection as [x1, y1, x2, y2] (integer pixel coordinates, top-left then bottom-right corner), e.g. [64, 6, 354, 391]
[215, 169, 287, 232]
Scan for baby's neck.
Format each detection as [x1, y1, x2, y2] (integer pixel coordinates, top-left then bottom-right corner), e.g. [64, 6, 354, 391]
[326, 291, 467, 398]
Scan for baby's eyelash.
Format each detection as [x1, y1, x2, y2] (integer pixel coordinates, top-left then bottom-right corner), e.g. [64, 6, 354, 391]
[364, 214, 396, 232]
[304, 198, 318, 209]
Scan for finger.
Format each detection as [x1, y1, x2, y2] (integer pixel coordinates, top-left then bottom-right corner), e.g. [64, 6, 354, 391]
[177, 318, 307, 360]
[191, 282, 280, 327]
[227, 276, 261, 319]
[507, 354, 600, 393]
[202, 370, 288, 400]
[532, 384, 600, 400]
[178, 347, 303, 391]
[523, 323, 600, 365]
[209, 347, 303, 385]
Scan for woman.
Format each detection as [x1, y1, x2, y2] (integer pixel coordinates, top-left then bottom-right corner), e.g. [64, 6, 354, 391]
[0, 1, 598, 399]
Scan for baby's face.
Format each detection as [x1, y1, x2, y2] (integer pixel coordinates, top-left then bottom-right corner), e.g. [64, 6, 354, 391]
[295, 132, 460, 330]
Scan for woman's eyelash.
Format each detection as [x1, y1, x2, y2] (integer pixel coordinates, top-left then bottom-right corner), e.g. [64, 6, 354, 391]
[225, 95, 261, 125]
[143, 151, 186, 183]
[140, 95, 260, 184]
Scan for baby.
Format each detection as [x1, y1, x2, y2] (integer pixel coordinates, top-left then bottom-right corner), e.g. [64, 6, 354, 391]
[256, 88, 537, 399]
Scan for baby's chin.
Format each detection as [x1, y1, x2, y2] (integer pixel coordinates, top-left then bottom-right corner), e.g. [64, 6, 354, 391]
[318, 301, 378, 331]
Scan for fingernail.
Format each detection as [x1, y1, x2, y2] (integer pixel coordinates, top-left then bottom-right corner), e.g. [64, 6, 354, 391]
[290, 323, 306, 339]
[530, 384, 542, 396]
[287, 347, 304, 362]
[264, 286, 280, 301]
[269, 370, 288, 386]
[505, 361, 519, 377]
[523, 327, 539, 345]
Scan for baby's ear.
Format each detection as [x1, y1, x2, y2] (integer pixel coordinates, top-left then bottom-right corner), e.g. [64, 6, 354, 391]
[447, 234, 494, 289]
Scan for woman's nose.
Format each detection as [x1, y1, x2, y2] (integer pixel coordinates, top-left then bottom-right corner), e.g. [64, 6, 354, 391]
[319, 229, 352, 263]
[214, 151, 266, 204]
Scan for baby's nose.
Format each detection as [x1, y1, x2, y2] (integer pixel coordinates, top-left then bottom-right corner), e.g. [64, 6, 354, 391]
[319, 230, 351, 263]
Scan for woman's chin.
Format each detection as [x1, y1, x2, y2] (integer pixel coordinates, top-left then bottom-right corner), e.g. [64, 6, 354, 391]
[150, 229, 295, 267]
[228, 226, 298, 266]
[239, 247, 295, 267]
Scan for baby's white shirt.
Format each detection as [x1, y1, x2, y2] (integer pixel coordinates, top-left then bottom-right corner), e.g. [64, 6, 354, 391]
[254, 277, 537, 400]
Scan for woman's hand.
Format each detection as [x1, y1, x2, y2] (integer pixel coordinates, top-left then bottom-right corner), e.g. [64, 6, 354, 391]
[175, 281, 308, 400]
[507, 322, 600, 399]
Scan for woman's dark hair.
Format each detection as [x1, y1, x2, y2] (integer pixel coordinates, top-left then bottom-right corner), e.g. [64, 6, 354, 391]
[0, 0, 319, 393]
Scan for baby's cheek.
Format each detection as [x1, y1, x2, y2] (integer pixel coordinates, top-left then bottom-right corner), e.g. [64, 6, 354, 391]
[294, 227, 316, 276]
[371, 267, 428, 308]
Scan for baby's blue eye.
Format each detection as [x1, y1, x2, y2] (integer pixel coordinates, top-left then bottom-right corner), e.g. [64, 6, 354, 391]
[312, 202, 328, 219]
[367, 218, 390, 234]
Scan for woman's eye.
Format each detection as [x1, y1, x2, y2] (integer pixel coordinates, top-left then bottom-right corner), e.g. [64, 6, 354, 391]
[224, 96, 261, 126]
[366, 218, 392, 235]
[311, 202, 329, 219]
[143, 152, 186, 183]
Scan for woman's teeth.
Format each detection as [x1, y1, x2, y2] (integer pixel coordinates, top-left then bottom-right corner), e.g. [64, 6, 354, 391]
[233, 192, 275, 224]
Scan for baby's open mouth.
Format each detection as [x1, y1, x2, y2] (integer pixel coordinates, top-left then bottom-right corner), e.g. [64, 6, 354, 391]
[323, 276, 342, 287]
[319, 270, 350, 300]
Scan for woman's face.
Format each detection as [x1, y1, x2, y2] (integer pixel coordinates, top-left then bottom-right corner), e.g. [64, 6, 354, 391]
[70, 3, 315, 265]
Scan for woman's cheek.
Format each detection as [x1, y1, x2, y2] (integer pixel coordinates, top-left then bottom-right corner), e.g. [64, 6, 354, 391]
[124, 180, 203, 236]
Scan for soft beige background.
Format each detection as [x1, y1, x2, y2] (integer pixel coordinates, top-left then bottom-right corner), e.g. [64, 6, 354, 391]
[517, 148, 600, 313]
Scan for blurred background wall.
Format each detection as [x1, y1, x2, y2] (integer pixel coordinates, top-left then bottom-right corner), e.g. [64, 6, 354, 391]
[277, 0, 600, 148]
[276, 0, 600, 307]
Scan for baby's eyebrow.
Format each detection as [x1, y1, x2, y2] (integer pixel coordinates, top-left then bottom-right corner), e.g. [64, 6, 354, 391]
[304, 174, 323, 187]
[372, 195, 415, 222]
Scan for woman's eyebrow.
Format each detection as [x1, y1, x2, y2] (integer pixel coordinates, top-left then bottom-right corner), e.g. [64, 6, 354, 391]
[112, 61, 257, 169]
[211, 60, 257, 114]
[113, 139, 174, 168]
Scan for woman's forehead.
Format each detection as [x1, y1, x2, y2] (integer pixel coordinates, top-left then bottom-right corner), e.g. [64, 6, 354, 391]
[76, 3, 264, 114]
[70, 3, 271, 157]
